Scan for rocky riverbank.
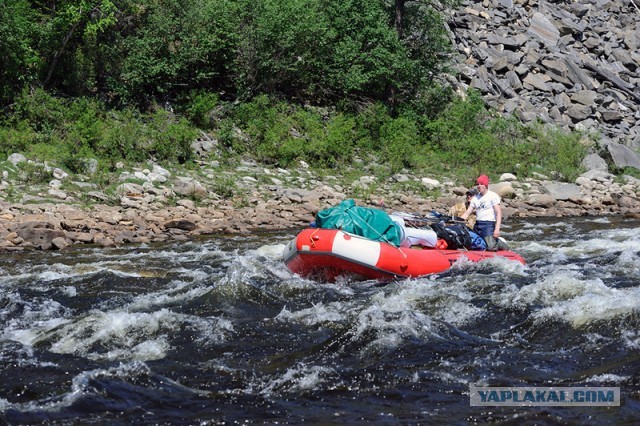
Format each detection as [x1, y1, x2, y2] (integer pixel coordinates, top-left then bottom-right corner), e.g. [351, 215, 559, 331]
[1, 155, 639, 251]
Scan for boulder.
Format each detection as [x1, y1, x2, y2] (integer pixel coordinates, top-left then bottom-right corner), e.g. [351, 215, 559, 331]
[542, 183, 582, 200]
[492, 182, 517, 199]
[581, 153, 608, 171]
[15, 224, 66, 250]
[607, 143, 640, 170]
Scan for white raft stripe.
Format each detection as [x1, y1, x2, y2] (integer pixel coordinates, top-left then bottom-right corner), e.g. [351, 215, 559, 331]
[332, 231, 381, 268]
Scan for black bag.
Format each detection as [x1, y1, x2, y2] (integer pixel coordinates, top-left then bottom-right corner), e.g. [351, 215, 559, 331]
[430, 223, 472, 250]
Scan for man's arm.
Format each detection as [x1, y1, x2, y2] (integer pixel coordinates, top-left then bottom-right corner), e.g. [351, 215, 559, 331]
[493, 203, 502, 238]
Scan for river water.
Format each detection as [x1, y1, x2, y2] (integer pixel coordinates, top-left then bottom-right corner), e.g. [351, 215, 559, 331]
[1, 216, 639, 424]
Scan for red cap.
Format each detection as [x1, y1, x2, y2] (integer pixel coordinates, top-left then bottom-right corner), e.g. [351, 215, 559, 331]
[476, 175, 489, 186]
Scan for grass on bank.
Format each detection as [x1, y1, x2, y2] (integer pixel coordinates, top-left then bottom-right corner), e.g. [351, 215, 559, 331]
[0, 88, 590, 196]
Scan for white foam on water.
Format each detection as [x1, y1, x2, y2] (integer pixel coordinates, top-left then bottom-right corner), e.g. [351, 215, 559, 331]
[61, 286, 77, 297]
[456, 255, 528, 276]
[98, 338, 171, 361]
[5, 308, 233, 362]
[562, 237, 640, 258]
[404, 279, 487, 327]
[47, 309, 180, 360]
[275, 278, 487, 355]
[621, 330, 640, 349]
[350, 286, 443, 353]
[126, 279, 213, 311]
[614, 248, 640, 275]
[276, 302, 348, 325]
[588, 373, 630, 383]
[255, 363, 336, 397]
[582, 333, 616, 352]
[495, 270, 640, 326]
[213, 244, 309, 300]
[255, 243, 287, 260]
[1, 294, 71, 345]
[586, 217, 613, 224]
[518, 241, 569, 263]
[431, 370, 470, 385]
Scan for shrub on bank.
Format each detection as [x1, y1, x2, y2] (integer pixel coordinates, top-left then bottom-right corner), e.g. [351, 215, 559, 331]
[1, 89, 588, 187]
[1, 88, 196, 173]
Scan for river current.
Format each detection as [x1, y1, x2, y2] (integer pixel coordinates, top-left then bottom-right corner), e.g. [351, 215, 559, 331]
[1, 216, 639, 424]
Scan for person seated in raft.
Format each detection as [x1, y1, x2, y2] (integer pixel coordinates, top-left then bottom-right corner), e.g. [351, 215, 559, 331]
[389, 214, 438, 248]
[449, 188, 477, 230]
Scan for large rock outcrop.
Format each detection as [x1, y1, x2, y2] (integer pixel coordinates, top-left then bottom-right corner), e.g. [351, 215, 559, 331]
[447, 0, 640, 168]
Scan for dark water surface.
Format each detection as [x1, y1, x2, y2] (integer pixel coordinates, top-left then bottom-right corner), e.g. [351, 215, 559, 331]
[1, 216, 639, 424]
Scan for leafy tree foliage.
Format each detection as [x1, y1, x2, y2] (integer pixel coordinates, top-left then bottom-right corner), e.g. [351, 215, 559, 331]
[32, 0, 120, 92]
[0, 0, 458, 110]
[117, 0, 240, 106]
[233, 0, 435, 106]
[0, 0, 39, 106]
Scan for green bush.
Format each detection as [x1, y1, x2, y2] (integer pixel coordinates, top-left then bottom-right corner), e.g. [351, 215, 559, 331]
[95, 108, 147, 166]
[0, 121, 38, 156]
[380, 115, 421, 173]
[354, 102, 391, 151]
[3, 89, 199, 170]
[181, 91, 220, 129]
[146, 110, 197, 164]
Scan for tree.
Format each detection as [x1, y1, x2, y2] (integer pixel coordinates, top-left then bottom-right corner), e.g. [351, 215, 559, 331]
[385, 0, 461, 111]
[35, 0, 119, 89]
[235, 0, 410, 106]
[0, 0, 39, 106]
[117, 0, 240, 106]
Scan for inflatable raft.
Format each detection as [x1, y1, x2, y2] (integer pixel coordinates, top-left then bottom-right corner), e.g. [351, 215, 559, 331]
[283, 228, 526, 282]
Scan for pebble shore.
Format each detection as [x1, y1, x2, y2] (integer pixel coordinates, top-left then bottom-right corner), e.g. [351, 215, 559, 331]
[1, 159, 638, 251]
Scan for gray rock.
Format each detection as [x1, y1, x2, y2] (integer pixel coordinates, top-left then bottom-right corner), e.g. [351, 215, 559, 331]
[52, 237, 71, 250]
[172, 177, 208, 198]
[607, 142, 640, 170]
[566, 105, 592, 121]
[571, 90, 598, 106]
[527, 194, 556, 207]
[47, 189, 68, 200]
[87, 191, 110, 201]
[492, 182, 517, 198]
[542, 183, 582, 200]
[8, 153, 27, 166]
[15, 225, 65, 251]
[528, 12, 560, 47]
[523, 73, 552, 91]
[581, 153, 608, 171]
[164, 219, 197, 231]
[579, 169, 615, 183]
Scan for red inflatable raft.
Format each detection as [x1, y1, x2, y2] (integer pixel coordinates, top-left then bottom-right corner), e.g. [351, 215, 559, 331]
[283, 228, 526, 282]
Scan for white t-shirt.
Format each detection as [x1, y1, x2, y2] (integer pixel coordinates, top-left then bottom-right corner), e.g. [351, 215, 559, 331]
[470, 190, 501, 222]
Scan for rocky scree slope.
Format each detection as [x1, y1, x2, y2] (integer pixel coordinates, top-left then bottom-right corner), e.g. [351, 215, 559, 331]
[447, 0, 640, 170]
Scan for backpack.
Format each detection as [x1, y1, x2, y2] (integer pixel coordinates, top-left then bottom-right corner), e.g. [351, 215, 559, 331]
[430, 223, 472, 250]
[468, 230, 487, 250]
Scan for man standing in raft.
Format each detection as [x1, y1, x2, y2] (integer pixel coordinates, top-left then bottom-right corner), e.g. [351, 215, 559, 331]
[460, 174, 504, 249]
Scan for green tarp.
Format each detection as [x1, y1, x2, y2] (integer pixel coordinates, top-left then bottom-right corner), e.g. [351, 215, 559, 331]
[315, 199, 403, 247]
